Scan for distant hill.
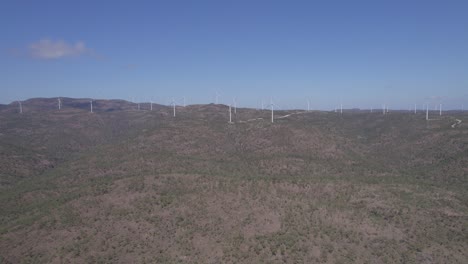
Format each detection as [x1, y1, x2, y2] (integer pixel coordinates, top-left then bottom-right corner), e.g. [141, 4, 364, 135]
[0, 97, 171, 113]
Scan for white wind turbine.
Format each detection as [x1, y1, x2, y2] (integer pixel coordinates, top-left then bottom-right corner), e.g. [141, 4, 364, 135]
[426, 103, 429, 120]
[414, 104, 417, 114]
[18, 100, 23, 114]
[170, 98, 176, 117]
[439, 104, 442, 116]
[228, 104, 233, 123]
[268, 98, 276, 123]
[90, 100, 93, 113]
[58, 98, 62, 110]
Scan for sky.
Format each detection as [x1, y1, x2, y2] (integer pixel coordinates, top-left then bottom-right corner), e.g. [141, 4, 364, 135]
[1, 0, 468, 110]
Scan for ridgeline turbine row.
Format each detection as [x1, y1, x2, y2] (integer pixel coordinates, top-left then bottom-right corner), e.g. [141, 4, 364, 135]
[9, 97, 465, 125]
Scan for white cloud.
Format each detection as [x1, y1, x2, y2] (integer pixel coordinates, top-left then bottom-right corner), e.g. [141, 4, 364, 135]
[29, 39, 88, 59]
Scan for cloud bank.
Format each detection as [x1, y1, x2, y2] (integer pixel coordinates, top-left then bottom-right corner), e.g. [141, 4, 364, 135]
[28, 39, 88, 59]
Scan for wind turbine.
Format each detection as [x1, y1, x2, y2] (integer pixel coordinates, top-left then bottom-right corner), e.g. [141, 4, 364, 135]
[414, 104, 417, 114]
[268, 98, 275, 123]
[439, 104, 442, 116]
[18, 101, 23, 114]
[426, 103, 429, 120]
[340, 102, 343, 115]
[307, 99, 310, 112]
[171, 99, 176, 117]
[150, 99, 153, 111]
[90, 100, 93, 113]
[228, 104, 233, 123]
[58, 98, 62, 110]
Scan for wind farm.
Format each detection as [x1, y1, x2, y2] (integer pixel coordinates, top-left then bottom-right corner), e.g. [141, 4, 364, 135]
[0, 96, 467, 263]
[2, 0, 468, 263]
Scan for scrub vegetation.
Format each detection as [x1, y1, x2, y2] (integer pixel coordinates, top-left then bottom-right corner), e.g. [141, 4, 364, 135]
[1, 98, 467, 263]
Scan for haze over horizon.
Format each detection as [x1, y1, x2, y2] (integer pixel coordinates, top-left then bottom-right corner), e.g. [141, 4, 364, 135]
[1, 0, 468, 109]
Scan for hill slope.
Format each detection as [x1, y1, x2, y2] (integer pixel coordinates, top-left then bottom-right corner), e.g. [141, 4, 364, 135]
[1, 99, 467, 263]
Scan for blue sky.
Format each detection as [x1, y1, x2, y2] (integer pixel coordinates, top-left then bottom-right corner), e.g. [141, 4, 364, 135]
[1, 0, 467, 109]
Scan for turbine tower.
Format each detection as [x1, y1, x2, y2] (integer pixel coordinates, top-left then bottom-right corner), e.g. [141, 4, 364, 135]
[439, 104, 442, 116]
[171, 99, 176, 117]
[150, 100, 153, 111]
[414, 104, 417, 114]
[90, 100, 93, 113]
[58, 98, 62, 110]
[229, 104, 233, 123]
[268, 98, 275, 123]
[426, 103, 429, 120]
[18, 101, 23, 114]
